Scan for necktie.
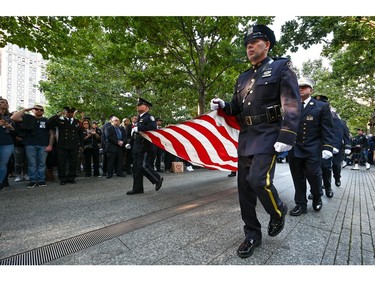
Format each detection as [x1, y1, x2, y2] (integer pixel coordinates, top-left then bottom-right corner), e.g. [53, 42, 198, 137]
[115, 127, 122, 140]
[301, 101, 305, 108]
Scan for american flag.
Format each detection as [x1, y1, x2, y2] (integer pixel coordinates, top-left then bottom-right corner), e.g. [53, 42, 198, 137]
[140, 109, 240, 171]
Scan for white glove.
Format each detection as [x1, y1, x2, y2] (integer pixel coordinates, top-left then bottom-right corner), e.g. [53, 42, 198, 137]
[333, 147, 339, 154]
[131, 126, 138, 136]
[210, 98, 225, 110]
[274, 142, 292, 152]
[345, 149, 351, 155]
[125, 143, 131, 149]
[322, 150, 333, 159]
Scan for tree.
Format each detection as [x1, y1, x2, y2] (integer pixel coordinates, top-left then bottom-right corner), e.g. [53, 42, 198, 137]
[284, 16, 375, 132]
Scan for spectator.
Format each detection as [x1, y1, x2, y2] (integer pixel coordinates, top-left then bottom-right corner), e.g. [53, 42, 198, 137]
[81, 119, 101, 178]
[0, 98, 15, 190]
[103, 116, 126, 178]
[11, 105, 54, 188]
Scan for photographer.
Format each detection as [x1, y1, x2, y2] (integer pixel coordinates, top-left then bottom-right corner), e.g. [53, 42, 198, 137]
[81, 119, 101, 178]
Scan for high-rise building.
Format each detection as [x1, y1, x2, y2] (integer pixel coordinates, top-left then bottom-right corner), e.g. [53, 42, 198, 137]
[0, 43, 47, 112]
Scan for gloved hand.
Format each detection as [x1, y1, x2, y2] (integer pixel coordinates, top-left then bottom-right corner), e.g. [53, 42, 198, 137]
[125, 143, 131, 149]
[131, 126, 138, 136]
[274, 142, 293, 152]
[345, 149, 351, 155]
[322, 150, 333, 159]
[333, 147, 339, 154]
[210, 98, 225, 110]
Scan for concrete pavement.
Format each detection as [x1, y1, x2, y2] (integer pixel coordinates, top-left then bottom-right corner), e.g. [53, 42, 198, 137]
[1, 161, 375, 270]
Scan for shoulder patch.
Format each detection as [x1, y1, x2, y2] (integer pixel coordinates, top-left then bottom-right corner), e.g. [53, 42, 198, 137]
[150, 116, 155, 122]
[286, 61, 297, 74]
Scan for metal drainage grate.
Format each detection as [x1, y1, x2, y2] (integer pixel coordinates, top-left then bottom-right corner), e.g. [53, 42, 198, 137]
[0, 187, 237, 265]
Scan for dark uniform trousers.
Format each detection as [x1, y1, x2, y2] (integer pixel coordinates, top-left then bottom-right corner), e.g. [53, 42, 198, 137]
[132, 150, 160, 192]
[238, 154, 282, 240]
[288, 155, 323, 208]
[321, 157, 332, 189]
[332, 151, 344, 182]
[57, 147, 79, 182]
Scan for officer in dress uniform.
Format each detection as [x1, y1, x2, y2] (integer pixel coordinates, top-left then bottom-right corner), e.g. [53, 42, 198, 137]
[288, 78, 334, 216]
[330, 109, 351, 187]
[309, 96, 351, 194]
[210, 24, 301, 258]
[48, 107, 83, 185]
[126, 98, 163, 195]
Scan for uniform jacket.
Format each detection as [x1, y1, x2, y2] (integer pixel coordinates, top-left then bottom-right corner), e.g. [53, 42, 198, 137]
[332, 112, 351, 151]
[223, 57, 301, 156]
[133, 112, 157, 153]
[289, 98, 334, 158]
[48, 115, 83, 149]
[104, 125, 126, 153]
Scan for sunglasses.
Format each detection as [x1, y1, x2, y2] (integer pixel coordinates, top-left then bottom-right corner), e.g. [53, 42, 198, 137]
[33, 108, 44, 112]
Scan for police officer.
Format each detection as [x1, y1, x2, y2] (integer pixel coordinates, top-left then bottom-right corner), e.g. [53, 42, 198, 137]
[126, 98, 163, 195]
[331, 109, 351, 187]
[210, 24, 301, 258]
[48, 107, 83, 185]
[288, 78, 334, 216]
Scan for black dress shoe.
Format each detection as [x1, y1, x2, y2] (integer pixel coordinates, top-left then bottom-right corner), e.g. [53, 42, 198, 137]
[313, 198, 323, 211]
[60, 181, 67, 185]
[237, 239, 262, 258]
[308, 193, 313, 200]
[228, 172, 236, 177]
[268, 203, 287, 237]
[126, 190, 144, 195]
[155, 177, 164, 191]
[325, 187, 333, 198]
[335, 180, 341, 187]
[289, 205, 307, 216]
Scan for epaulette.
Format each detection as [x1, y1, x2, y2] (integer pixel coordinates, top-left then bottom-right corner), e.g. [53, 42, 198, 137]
[271, 57, 290, 61]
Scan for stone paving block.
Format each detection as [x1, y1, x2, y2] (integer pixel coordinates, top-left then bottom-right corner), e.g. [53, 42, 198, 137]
[326, 232, 339, 251]
[361, 233, 374, 252]
[335, 242, 349, 265]
[321, 248, 335, 265]
[362, 249, 375, 265]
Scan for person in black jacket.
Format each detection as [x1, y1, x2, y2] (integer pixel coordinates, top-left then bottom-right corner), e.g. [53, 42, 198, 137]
[48, 107, 83, 185]
[288, 78, 334, 216]
[210, 24, 301, 258]
[126, 98, 163, 195]
[103, 116, 126, 178]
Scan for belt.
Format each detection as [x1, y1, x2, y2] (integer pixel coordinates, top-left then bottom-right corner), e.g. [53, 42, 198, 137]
[240, 114, 281, 125]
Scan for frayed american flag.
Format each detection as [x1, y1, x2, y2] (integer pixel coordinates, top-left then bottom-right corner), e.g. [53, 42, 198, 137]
[140, 109, 240, 171]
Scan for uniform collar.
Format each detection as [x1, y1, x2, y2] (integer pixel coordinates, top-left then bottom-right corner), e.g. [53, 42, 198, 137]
[302, 96, 312, 107]
[252, 57, 271, 71]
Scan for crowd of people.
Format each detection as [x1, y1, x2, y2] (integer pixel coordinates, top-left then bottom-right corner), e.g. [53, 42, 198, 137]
[0, 97, 190, 192]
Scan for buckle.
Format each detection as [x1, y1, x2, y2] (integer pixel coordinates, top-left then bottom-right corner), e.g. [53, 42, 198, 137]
[245, 116, 252, 125]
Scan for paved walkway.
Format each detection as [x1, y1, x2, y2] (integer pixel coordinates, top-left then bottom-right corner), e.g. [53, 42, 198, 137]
[1, 162, 375, 275]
